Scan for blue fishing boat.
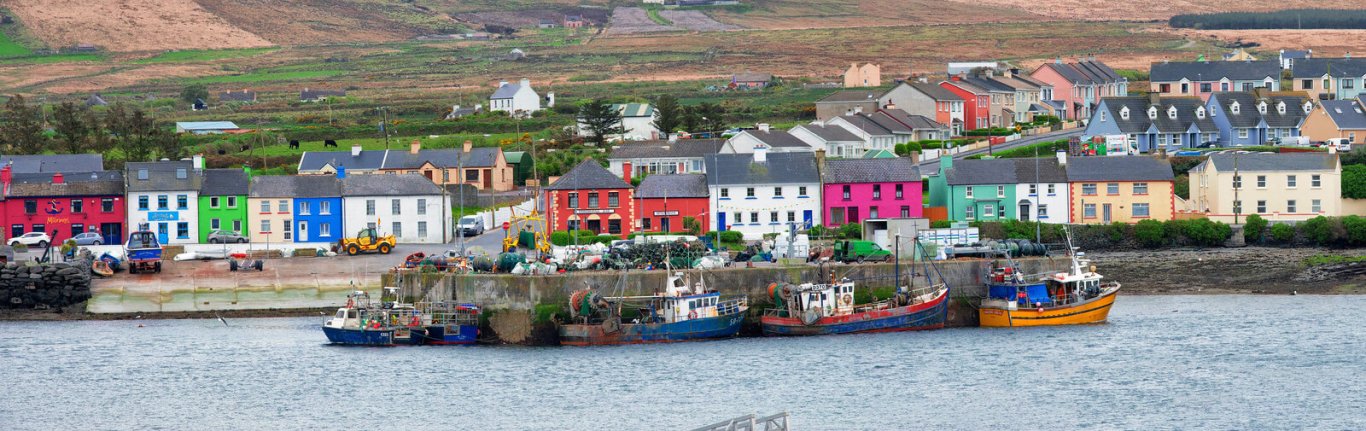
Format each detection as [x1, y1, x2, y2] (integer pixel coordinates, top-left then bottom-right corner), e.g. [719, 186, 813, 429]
[407, 302, 481, 345]
[559, 272, 748, 346]
[322, 291, 396, 346]
[123, 226, 162, 274]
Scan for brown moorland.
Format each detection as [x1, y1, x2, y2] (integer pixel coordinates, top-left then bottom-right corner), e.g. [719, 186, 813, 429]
[3, 0, 274, 51]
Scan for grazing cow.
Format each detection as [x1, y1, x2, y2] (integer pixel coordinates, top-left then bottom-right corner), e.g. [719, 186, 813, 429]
[241, 144, 251, 152]
[324, 139, 338, 148]
[289, 140, 300, 149]
[217, 148, 227, 155]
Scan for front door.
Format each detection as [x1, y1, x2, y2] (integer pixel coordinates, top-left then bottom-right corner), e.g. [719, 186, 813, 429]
[1102, 204, 1112, 223]
[157, 223, 169, 244]
[299, 221, 308, 242]
[102, 223, 122, 245]
[718, 212, 727, 232]
[802, 210, 813, 229]
[660, 217, 671, 233]
[1019, 203, 1031, 221]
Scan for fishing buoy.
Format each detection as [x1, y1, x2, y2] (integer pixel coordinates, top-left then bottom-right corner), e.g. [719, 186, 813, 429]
[137, 324, 145, 328]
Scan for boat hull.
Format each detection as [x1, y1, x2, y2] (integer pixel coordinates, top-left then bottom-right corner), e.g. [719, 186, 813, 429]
[760, 291, 947, 336]
[559, 313, 746, 346]
[322, 326, 395, 346]
[978, 287, 1118, 327]
[408, 325, 479, 345]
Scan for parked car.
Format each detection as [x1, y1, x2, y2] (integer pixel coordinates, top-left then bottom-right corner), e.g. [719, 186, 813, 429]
[9, 232, 51, 249]
[832, 240, 893, 263]
[1327, 138, 1353, 152]
[457, 216, 485, 237]
[208, 230, 249, 243]
[71, 232, 105, 246]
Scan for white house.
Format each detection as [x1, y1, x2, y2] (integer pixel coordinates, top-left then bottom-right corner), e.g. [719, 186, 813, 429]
[607, 138, 725, 179]
[341, 174, 451, 244]
[705, 151, 822, 240]
[1014, 154, 1072, 224]
[577, 103, 660, 141]
[489, 78, 545, 117]
[719, 125, 817, 154]
[125, 158, 203, 245]
[825, 113, 907, 157]
[789, 123, 864, 159]
[174, 121, 240, 135]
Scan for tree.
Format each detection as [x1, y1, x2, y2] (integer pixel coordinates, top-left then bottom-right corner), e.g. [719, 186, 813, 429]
[1343, 164, 1366, 199]
[680, 105, 701, 134]
[51, 101, 90, 154]
[108, 104, 157, 162]
[0, 95, 47, 154]
[83, 108, 112, 152]
[578, 99, 623, 146]
[180, 84, 209, 105]
[1243, 213, 1267, 244]
[693, 102, 727, 135]
[652, 94, 683, 136]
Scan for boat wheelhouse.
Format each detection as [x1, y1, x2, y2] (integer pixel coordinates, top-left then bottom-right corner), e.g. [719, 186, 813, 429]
[322, 291, 396, 346]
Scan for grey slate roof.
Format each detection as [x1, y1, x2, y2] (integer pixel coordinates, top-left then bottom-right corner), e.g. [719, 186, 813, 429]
[879, 109, 947, 130]
[0, 154, 103, 174]
[836, 114, 894, 136]
[381, 147, 500, 169]
[1320, 100, 1366, 130]
[608, 139, 725, 159]
[906, 82, 962, 101]
[747, 130, 811, 148]
[341, 173, 443, 196]
[1206, 152, 1336, 172]
[1150, 60, 1281, 82]
[1281, 50, 1310, 59]
[545, 160, 632, 190]
[1038, 61, 1123, 85]
[7, 171, 124, 197]
[299, 150, 387, 172]
[798, 124, 860, 142]
[1098, 96, 1215, 134]
[962, 76, 1013, 93]
[947, 158, 1068, 185]
[491, 82, 525, 99]
[1066, 157, 1174, 182]
[218, 90, 256, 102]
[733, 73, 772, 83]
[1291, 57, 1366, 78]
[705, 152, 819, 186]
[126, 161, 202, 192]
[200, 169, 248, 196]
[865, 112, 912, 134]
[817, 90, 881, 103]
[250, 175, 343, 198]
[1211, 92, 1309, 129]
[822, 158, 921, 183]
[300, 89, 345, 101]
[635, 174, 709, 198]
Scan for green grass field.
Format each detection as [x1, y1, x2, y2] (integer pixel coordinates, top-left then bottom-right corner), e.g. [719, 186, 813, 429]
[0, 31, 32, 57]
[183, 70, 345, 84]
[135, 47, 278, 64]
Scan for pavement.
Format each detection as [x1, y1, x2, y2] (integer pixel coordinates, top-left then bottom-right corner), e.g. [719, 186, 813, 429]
[917, 128, 1083, 174]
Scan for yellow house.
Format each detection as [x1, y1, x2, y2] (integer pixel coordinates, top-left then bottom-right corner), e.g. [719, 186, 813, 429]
[1188, 152, 1341, 222]
[247, 176, 300, 243]
[1301, 99, 1366, 144]
[1065, 156, 1176, 223]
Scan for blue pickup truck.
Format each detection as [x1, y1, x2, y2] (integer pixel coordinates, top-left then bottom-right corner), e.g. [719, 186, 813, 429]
[124, 229, 163, 274]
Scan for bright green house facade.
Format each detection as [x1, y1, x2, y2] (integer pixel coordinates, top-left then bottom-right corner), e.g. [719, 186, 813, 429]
[936, 156, 1020, 222]
[197, 169, 250, 242]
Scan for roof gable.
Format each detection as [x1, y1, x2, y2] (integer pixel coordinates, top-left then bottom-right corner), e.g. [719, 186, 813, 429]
[545, 160, 632, 190]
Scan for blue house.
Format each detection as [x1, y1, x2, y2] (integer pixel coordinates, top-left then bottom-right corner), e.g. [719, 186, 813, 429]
[1205, 92, 1310, 147]
[1084, 96, 1217, 153]
[249, 174, 344, 243]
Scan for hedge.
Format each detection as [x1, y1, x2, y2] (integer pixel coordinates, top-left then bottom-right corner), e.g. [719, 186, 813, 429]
[703, 231, 744, 244]
[550, 230, 619, 246]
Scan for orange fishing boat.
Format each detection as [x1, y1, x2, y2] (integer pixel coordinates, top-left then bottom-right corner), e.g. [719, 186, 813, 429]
[978, 230, 1120, 328]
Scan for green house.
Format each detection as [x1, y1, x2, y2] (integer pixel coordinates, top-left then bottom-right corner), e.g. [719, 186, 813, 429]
[933, 155, 1071, 223]
[198, 168, 250, 242]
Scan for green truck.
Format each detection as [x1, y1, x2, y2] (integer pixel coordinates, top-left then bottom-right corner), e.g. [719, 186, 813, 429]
[832, 240, 893, 263]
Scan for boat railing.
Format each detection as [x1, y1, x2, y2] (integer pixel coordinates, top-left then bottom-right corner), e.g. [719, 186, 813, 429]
[716, 297, 748, 316]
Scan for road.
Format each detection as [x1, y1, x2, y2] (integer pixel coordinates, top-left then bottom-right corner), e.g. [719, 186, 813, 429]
[917, 128, 1083, 174]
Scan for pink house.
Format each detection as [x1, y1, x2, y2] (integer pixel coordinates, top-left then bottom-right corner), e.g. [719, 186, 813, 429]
[1029, 59, 1127, 121]
[822, 158, 922, 226]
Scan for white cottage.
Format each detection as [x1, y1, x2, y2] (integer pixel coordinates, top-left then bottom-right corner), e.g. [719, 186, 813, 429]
[125, 158, 204, 245]
[577, 103, 660, 141]
[341, 174, 451, 244]
[489, 78, 545, 117]
[705, 150, 822, 240]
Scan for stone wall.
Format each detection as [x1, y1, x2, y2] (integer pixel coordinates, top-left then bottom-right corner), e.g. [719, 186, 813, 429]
[1, 259, 93, 310]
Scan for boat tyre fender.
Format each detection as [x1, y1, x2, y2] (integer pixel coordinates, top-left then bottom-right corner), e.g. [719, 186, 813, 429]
[410, 316, 420, 327]
[688, 310, 697, 319]
[841, 294, 853, 306]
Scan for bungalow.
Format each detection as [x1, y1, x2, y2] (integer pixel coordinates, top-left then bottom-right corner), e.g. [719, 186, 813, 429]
[564, 14, 585, 28]
[576, 103, 659, 141]
[197, 169, 249, 242]
[705, 151, 821, 239]
[489, 78, 542, 116]
[379, 140, 514, 191]
[1067, 156, 1176, 223]
[1083, 96, 1218, 153]
[789, 123, 864, 159]
[125, 159, 204, 244]
[341, 174, 450, 244]
[1188, 152, 1340, 222]
[938, 155, 1070, 223]
[1, 169, 126, 245]
[1301, 98, 1366, 145]
[1279, 49, 1311, 70]
[1205, 92, 1310, 147]
[814, 90, 880, 121]
[218, 90, 256, 103]
[719, 126, 815, 154]
[822, 158, 922, 227]
[300, 88, 346, 102]
[1291, 57, 1366, 101]
[731, 73, 773, 90]
[175, 121, 240, 135]
[297, 145, 387, 176]
[607, 138, 725, 180]
[878, 82, 964, 135]
[635, 174, 710, 234]
[1148, 60, 1282, 100]
[1029, 59, 1127, 121]
[544, 160, 635, 238]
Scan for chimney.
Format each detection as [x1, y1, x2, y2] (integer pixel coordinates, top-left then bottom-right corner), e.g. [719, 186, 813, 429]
[409, 139, 421, 155]
[351, 145, 363, 157]
[463, 140, 473, 153]
[757, 123, 771, 132]
[336, 165, 347, 179]
[1056, 149, 1067, 166]
[622, 162, 632, 183]
[853, 106, 863, 114]
[520, 78, 531, 87]
[753, 145, 768, 163]
[192, 154, 204, 171]
[52, 172, 64, 185]
[815, 149, 826, 178]
[498, 81, 509, 88]
[938, 155, 953, 174]
[885, 102, 897, 110]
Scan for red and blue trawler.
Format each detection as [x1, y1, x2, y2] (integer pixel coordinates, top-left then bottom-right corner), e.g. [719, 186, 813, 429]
[559, 272, 748, 346]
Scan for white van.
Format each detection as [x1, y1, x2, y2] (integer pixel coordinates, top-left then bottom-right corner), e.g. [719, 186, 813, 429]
[1327, 138, 1352, 152]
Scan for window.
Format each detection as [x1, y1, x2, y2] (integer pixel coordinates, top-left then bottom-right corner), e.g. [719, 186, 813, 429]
[320, 201, 331, 215]
[102, 198, 115, 212]
[1345, 79, 1357, 89]
[175, 168, 187, 179]
[966, 187, 974, 199]
[1082, 183, 1097, 196]
[1312, 199, 1322, 213]
[1200, 83, 1211, 93]
[1287, 200, 1297, 213]
[774, 187, 783, 198]
[210, 196, 220, 209]
[393, 222, 403, 237]
[1180, 82, 1188, 94]
[227, 196, 237, 208]
[642, 217, 652, 230]
[300, 202, 310, 215]
[900, 206, 910, 218]
[1047, 184, 1056, 195]
[137, 169, 148, 180]
[869, 207, 879, 219]
[157, 195, 168, 210]
[283, 220, 292, 240]
[746, 188, 755, 198]
[1133, 183, 1148, 195]
[1159, 83, 1171, 93]
[211, 218, 221, 230]
[261, 200, 271, 213]
[1029, 184, 1037, 195]
[873, 185, 882, 200]
[176, 222, 188, 239]
[1311, 175, 1321, 188]
[418, 221, 428, 238]
[720, 188, 729, 199]
[1256, 200, 1267, 213]
[320, 223, 331, 238]
[983, 204, 995, 218]
[770, 212, 779, 223]
[568, 193, 579, 208]
[465, 170, 478, 181]
[1287, 175, 1297, 188]
[787, 211, 796, 222]
[1238, 129, 1248, 139]
[1256, 175, 1266, 188]
[965, 206, 975, 220]
[843, 185, 851, 200]
[997, 185, 1005, 198]
[366, 200, 376, 215]
[233, 220, 242, 233]
[1106, 183, 1119, 195]
[23, 200, 36, 214]
[1302, 79, 1313, 89]
[32, 224, 44, 236]
[750, 213, 759, 223]
[608, 219, 621, 234]
[261, 220, 271, 233]
[1099, 111, 1106, 122]
[1038, 204, 1048, 218]
[608, 192, 619, 207]
[1232, 175, 1242, 189]
[895, 184, 904, 199]
[275, 200, 287, 213]
[1083, 203, 1097, 218]
[391, 199, 402, 215]
[417, 199, 427, 215]
[177, 195, 188, 210]
[1133, 203, 1150, 218]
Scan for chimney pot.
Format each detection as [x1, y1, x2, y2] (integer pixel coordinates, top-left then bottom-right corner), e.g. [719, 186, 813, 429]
[352, 145, 363, 157]
[52, 173, 64, 184]
[463, 140, 473, 153]
[410, 139, 421, 155]
[1056, 150, 1067, 166]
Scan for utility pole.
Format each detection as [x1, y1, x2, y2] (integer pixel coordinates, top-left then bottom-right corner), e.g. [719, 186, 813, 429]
[378, 107, 391, 149]
[1233, 153, 1241, 225]
[457, 153, 464, 254]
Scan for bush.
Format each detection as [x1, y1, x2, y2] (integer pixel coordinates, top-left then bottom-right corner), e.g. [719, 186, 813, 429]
[838, 223, 862, 239]
[550, 231, 571, 246]
[1106, 222, 1128, 244]
[1134, 219, 1166, 248]
[930, 220, 953, 229]
[1180, 218, 1232, 247]
[806, 225, 831, 239]
[1270, 223, 1296, 245]
[893, 143, 907, 156]
[905, 141, 923, 153]
[1243, 214, 1267, 243]
[704, 230, 744, 244]
[1343, 165, 1366, 199]
[1343, 215, 1366, 245]
[1299, 216, 1340, 246]
[681, 216, 701, 236]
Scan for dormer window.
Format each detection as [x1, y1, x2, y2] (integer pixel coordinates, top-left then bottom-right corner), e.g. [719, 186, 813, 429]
[137, 169, 148, 180]
[1099, 111, 1107, 122]
[1120, 106, 1130, 120]
[1303, 101, 1314, 114]
[1276, 101, 1286, 114]
[1230, 101, 1241, 114]
[1196, 106, 1206, 119]
[1257, 101, 1267, 114]
[1167, 106, 1178, 120]
[1147, 106, 1158, 119]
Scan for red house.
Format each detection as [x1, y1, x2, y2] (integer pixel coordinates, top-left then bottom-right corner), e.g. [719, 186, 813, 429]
[545, 160, 635, 238]
[1, 167, 127, 244]
[941, 79, 991, 131]
[634, 174, 709, 234]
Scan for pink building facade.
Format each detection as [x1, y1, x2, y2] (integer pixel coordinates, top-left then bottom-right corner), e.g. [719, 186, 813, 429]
[821, 158, 923, 226]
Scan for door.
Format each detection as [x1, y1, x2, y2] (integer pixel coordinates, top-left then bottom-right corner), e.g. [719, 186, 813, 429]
[660, 217, 671, 233]
[1102, 204, 1112, 223]
[1019, 203, 1031, 221]
[102, 223, 122, 245]
[718, 213, 727, 232]
[299, 221, 309, 242]
[483, 169, 493, 189]
[802, 210, 813, 229]
[157, 223, 169, 244]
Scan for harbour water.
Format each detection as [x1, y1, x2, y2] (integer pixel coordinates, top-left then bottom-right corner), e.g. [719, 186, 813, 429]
[2, 295, 1363, 430]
